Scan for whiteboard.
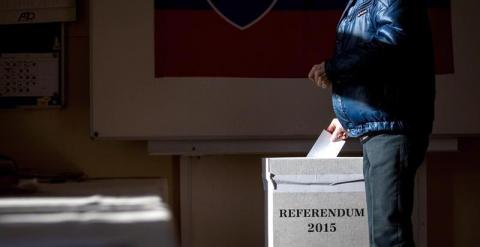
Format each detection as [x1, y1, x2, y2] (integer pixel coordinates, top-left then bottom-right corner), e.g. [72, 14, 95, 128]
[90, 0, 480, 140]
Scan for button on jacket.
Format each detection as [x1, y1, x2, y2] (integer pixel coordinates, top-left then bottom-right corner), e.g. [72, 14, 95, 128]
[325, 0, 436, 137]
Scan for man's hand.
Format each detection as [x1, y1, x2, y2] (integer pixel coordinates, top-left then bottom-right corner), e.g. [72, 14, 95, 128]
[327, 118, 348, 142]
[308, 62, 331, 89]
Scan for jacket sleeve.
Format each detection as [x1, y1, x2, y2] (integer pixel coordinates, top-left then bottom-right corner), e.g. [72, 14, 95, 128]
[325, 0, 412, 84]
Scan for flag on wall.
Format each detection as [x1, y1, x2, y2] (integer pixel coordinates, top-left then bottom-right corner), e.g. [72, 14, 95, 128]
[154, 0, 453, 78]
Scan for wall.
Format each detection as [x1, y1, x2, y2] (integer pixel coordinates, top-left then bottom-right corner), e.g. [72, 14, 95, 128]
[427, 138, 480, 247]
[0, 0, 176, 209]
[0, 0, 479, 247]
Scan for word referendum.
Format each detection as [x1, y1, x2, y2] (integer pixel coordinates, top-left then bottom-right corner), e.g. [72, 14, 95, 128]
[279, 208, 365, 218]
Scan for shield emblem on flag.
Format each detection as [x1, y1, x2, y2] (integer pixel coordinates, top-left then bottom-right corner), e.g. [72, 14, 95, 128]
[207, 0, 278, 30]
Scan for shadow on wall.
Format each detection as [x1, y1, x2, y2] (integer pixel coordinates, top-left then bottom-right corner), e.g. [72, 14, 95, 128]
[427, 138, 480, 247]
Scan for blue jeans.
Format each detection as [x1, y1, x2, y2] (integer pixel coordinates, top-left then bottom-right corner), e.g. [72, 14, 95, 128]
[362, 133, 429, 247]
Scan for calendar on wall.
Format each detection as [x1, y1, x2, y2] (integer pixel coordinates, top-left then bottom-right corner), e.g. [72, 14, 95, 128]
[0, 53, 59, 98]
[0, 23, 64, 108]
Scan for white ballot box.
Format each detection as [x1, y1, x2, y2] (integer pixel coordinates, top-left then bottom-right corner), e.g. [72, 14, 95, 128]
[263, 157, 368, 247]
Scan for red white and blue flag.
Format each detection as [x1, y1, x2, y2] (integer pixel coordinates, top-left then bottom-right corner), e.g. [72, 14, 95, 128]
[154, 0, 453, 78]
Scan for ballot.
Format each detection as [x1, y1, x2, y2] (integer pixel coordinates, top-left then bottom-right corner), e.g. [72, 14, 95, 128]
[307, 130, 345, 158]
[263, 157, 368, 247]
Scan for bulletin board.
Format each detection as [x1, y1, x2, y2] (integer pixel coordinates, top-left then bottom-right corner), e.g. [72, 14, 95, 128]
[90, 0, 480, 140]
[0, 23, 64, 108]
[0, 0, 76, 108]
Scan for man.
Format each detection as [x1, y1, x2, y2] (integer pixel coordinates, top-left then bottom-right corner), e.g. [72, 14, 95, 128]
[308, 0, 435, 246]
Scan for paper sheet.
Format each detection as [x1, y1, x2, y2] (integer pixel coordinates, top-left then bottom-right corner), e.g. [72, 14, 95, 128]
[307, 130, 345, 158]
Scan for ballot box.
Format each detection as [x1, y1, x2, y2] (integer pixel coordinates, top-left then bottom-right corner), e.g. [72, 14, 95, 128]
[263, 157, 368, 247]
